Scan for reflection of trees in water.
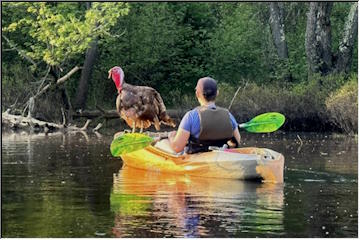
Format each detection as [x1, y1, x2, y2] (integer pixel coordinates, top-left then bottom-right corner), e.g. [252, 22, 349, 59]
[2, 131, 122, 237]
[111, 167, 284, 237]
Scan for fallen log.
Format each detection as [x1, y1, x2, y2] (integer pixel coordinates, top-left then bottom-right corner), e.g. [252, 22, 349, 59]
[2, 109, 97, 133]
[3, 105, 187, 134]
[3, 128, 103, 143]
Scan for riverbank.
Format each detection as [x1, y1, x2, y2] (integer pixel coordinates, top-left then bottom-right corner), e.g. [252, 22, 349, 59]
[2, 75, 357, 135]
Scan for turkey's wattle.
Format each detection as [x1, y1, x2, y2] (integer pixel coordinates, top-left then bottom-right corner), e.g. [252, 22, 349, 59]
[108, 66, 176, 132]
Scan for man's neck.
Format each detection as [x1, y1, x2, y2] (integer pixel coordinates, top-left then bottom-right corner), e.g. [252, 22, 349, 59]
[200, 101, 215, 107]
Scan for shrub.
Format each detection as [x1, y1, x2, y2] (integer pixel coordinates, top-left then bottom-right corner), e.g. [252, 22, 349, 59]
[215, 75, 354, 132]
[325, 75, 358, 134]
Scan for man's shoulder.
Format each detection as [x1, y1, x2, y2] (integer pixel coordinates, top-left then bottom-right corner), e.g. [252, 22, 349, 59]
[180, 108, 200, 131]
[184, 108, 200, 120]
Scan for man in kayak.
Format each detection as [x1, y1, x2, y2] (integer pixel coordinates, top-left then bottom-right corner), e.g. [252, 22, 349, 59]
[166, 77, 241, 154]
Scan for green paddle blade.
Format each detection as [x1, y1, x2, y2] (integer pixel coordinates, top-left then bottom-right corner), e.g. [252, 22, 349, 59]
[239, 112, 285, 133]
[110, 133, 153, 157]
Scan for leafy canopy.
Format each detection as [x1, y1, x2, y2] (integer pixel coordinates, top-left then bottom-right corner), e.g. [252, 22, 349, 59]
[2, 2, 129, 66]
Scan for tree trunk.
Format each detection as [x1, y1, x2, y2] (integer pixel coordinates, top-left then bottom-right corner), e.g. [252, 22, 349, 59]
[269, 2, 289, 59]
[305, 2, 333, 76]
[74, 2, 98, 110]
[334, 3, 358, 74]
[74, 39, 98, 110]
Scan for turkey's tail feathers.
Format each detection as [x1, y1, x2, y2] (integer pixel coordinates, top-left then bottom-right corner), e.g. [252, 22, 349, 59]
[160, 113, 176, 128]
[154, 90, 167, 115]
[154, 90, 176, 128]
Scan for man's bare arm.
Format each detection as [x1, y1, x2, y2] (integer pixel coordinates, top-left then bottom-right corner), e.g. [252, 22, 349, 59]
[168, 129, 190, 153]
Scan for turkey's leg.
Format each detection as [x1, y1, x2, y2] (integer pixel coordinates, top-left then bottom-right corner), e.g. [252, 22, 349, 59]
[132, 121, 136, 133]
[140, 121, 144, 133]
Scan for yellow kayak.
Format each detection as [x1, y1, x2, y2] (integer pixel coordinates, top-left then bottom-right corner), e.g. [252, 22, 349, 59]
[120, 145, 284, 183]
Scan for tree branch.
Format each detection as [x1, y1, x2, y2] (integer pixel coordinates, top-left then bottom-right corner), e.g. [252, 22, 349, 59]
[2, 35, 37, 66]
[32, 66, 81, 100]
[56, 66, 82, 85]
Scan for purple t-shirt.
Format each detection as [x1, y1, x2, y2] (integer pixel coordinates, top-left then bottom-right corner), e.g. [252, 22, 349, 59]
[179, 104, 238, 139]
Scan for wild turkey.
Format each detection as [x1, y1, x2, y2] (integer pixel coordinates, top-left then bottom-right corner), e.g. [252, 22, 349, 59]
[108, 66, 176, 132]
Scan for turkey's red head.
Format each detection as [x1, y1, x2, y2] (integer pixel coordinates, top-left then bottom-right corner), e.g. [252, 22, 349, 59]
[108, 66, 125, 93]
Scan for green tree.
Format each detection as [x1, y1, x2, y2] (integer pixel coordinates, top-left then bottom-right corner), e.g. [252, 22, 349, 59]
[90, 3, 218, 106]
[3, 2, 129, 67]
[2, 2, 129, 116]
[208, 3, 272, 84]
[305, 2, 357, 76]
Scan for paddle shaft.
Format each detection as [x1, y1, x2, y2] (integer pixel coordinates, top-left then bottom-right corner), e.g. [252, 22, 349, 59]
[239, 121, 275, 128]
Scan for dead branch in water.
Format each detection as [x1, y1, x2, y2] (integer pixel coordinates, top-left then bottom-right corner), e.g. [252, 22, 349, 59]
[228, 80, 249, 110]
[2, 110, 97, 133]
[93, 123, 103, 132]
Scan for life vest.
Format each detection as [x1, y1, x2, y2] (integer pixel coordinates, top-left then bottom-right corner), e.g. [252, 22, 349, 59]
[186, 105, 236, 154]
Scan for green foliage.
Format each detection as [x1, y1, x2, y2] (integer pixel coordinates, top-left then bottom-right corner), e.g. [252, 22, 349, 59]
[215, 73, 356, 132]
[2, 2, 357, 132]
[92, 2, 218, 106]
[2, 2, 129, 66]
[2, 62, 33, 109]
[208, 3, 271, 84]
[283, 2, 309, 81]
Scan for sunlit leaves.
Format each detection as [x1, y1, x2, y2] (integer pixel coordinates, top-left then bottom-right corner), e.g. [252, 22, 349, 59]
[2, 2, 129, 66]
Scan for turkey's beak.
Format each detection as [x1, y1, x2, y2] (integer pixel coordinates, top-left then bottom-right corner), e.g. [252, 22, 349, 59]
[108, 69, 112, 79]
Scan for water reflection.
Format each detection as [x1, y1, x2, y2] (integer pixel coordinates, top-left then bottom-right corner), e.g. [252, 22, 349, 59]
[2, 131, 356, 237]
[2, 130, 121, 237]
[111, 167, 284, 237]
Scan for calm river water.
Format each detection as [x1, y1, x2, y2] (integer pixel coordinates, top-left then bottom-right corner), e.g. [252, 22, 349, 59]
[1, 130, 357, 237]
